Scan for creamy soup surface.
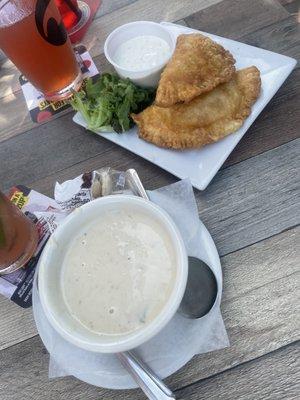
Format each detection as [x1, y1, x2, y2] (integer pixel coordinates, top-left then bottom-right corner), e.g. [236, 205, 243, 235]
[61, 207, 176, 335]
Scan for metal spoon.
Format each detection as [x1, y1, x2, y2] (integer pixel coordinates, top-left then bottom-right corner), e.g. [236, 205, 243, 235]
[126, 169, 218, 319]
[118, 351, 176, 400]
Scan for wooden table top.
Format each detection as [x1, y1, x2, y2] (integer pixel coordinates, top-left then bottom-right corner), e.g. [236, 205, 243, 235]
[0, 1, 299, 399]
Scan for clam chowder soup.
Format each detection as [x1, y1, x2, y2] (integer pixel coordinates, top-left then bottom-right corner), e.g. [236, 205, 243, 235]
[61, 207, 177, 336]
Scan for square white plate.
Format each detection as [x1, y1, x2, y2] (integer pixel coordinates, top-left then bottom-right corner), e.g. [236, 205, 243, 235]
[73, 22, 297, 190]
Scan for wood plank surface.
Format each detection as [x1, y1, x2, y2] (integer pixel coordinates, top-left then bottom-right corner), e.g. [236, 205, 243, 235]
[279, 0, 300, 15]
[195, 139, 300, 256]
[224, 67, 299, 167]
[185, 0, 289, 39]
[176, 342, 300, 400]
[95, 0, 137, 19]
[2, 129, 298, 254]
[0, 296, 35, 351]
[186, 0, 299, 61]
[240, 15, 300, 61]
[0, 226, 298, 398]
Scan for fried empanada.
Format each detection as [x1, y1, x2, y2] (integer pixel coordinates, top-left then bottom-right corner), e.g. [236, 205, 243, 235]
[132, 66, 261, 150]
[155, 33, 236, 107]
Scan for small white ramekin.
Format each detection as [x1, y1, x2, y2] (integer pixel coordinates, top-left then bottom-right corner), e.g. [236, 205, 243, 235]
[38, 195, 188, 353]
[104, 21, 175, 88]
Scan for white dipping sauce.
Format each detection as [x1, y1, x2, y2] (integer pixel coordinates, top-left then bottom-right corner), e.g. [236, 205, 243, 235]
[62, 208, 176, 336]
[113, 35, 171, 71]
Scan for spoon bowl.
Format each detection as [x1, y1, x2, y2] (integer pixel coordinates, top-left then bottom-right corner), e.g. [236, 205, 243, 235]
[178, 256, 218, 319]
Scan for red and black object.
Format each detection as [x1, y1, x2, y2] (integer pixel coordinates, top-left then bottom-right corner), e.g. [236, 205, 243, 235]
[56, 0, 102, 43]
[56, 0, 82, 30]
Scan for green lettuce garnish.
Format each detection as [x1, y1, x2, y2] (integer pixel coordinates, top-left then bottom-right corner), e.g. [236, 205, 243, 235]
[70, 73, 155, 133]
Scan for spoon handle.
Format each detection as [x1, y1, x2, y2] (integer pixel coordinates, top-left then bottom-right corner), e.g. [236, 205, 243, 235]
[118, 351, 176, 400]
[126, 169, 150, 200]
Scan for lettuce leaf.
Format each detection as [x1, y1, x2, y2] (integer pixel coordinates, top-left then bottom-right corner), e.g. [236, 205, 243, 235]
[70, 73, 155, 133]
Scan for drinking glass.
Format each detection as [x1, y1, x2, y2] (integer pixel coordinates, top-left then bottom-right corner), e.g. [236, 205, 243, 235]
[0, 0, 83, 100]
[0, 191, 38, 274]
